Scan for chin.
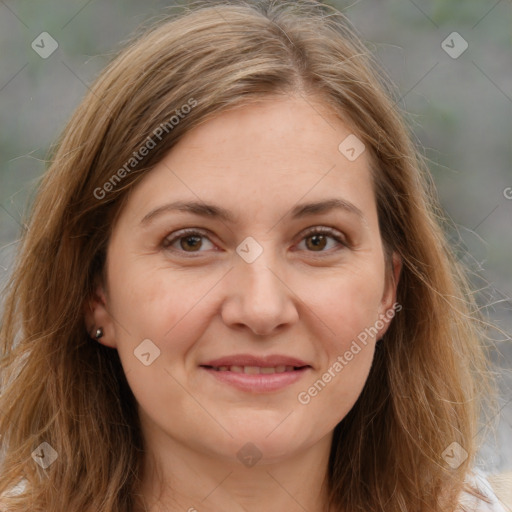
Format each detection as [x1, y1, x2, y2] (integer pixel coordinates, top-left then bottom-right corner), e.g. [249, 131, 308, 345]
[211, 426, 312, 465]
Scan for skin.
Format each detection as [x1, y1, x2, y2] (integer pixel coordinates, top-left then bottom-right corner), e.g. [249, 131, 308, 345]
[86, 95, 401, 512]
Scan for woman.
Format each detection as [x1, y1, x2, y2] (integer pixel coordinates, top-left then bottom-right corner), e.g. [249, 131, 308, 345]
[0, 1, 506, 510]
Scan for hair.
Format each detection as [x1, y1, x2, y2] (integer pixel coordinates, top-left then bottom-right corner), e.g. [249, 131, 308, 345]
[0, 1, 498, 511]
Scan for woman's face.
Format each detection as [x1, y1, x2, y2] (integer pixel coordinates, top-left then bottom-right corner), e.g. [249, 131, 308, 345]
[90, 95, 400, 466]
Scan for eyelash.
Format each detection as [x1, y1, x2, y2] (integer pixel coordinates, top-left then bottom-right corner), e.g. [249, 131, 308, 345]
[162, 226, 348, 257]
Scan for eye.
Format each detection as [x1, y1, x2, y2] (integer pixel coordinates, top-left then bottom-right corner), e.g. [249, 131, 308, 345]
[162, 228, 215, 254]
[296, 226, 348, 254]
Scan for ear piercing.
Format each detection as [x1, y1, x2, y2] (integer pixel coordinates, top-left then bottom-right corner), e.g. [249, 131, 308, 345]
[94, 327, 104, 339]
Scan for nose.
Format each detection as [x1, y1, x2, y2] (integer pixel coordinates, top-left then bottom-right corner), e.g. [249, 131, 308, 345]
[220, 249, 299, 337]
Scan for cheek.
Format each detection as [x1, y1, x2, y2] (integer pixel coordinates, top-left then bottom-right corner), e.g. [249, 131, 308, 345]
[316, 261, 386, 348]
[107, 261, 216, 365]
[301, 263, 385, 413]
[106, 265, 209, 426]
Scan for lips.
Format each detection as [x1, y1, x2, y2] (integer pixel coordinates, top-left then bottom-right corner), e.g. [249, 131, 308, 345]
[207, 365, 300, 374]
[201, 354, 311, 369]
[199, 354, 312, 392]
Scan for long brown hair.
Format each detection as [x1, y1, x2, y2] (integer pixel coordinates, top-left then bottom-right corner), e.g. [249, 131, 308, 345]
[0, 1, 497, 510]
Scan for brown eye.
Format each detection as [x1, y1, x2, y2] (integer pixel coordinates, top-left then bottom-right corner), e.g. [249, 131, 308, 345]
[179, 235, 203, 252]
[297, 227, 347, 254]
[305, 233, 328, 251]
[163, 229, 215, 254]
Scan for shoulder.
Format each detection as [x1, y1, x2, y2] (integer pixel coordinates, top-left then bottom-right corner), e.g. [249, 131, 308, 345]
[458, 469, 509, 512]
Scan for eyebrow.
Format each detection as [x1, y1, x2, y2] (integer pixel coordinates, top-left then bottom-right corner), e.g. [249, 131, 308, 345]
[140, 197, 365, 226]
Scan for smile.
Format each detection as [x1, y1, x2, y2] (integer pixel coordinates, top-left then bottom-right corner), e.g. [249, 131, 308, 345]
[205, 365, 306, 374]
[199, 365, 311, 392]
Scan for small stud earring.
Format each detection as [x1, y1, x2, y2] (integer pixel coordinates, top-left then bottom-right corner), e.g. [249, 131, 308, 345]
[94, 327, 104, 339]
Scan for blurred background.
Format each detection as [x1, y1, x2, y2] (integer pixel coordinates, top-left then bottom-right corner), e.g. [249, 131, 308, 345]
[0, 0, 511, 475]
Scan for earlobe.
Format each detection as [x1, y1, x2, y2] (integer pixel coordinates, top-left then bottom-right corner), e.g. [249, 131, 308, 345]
[83, 284, 117, 349]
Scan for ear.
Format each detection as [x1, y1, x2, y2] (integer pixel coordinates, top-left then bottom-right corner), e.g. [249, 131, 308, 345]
[376, 251, 402, 339]
[83, 281, 118, 349]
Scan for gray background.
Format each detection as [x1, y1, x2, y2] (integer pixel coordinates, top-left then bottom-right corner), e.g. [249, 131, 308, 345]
[0, 0, 510, 475]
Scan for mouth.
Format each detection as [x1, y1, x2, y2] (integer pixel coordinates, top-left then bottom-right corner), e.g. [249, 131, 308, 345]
[201, 364, 309, 374]
[199, 356, 312, 392]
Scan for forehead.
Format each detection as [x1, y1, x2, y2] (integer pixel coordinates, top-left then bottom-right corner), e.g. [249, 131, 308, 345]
[174, 95, 365, 171]
[121, 96, 377, 227]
